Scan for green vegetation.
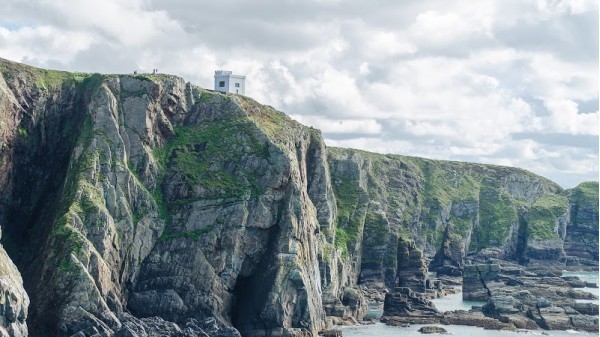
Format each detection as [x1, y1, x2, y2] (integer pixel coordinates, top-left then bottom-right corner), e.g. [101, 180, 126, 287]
[47, 113, 99, 275]
[331, 174, 363, 258]
[470, 183, 518, 250]
[51, 203, 87, 274]
[569, 181, 599, 212]
[417, 160, 480, 206]
[33, 69, 88, 89]
[0, 59, 90, 91]
[17, 126, 27, 137]
[364, 210, 387, 239]
[411, 159, 480, 247]
[153, 117, 269, 200]
[528, 194, 569, 240]
[240, 96, 299, 146]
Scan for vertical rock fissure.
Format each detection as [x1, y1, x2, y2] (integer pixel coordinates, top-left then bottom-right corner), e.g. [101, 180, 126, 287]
[516, 210, 529, 264]
[0, 85, 91, 336]
[231, 222, 281, 335]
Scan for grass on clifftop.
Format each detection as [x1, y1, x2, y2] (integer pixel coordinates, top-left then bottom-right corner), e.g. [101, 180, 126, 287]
[0, 58, 89, 90]
[569, 181, 599, 212]
[237, 95, 305, 147]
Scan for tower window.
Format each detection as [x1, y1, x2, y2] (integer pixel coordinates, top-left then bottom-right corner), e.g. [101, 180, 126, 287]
[219, 81, 225, 87]
[235, 83, 240, 88]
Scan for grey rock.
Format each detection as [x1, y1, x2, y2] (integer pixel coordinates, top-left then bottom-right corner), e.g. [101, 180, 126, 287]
[418, 326, 448, 334]
[0, 58, 597, 337]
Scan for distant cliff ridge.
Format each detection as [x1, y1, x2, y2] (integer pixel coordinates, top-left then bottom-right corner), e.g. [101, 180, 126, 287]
[0, 58, 597, 337]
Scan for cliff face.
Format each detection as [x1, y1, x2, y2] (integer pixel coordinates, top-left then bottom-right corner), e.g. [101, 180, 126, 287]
[0, 59, 597, 337]
[564, 182, 599, 266]
[325, 148, 591, 285]
[0, 60, 333, 337]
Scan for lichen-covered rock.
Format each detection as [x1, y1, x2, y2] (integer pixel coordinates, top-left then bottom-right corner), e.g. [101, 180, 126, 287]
[0, 58, 597, 336]
[0, 246, 28, 337]
[0, 59, 328, 337]
[564, 182, 599, 267]
[396, 237, 431, 293]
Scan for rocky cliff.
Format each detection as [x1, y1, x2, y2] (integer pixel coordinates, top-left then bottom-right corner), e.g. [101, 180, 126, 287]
[0, 59, 597, 337]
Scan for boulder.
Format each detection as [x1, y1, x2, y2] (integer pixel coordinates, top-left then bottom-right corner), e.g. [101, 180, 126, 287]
[382, 287, 441, 325]
[418, 326, 448, 334]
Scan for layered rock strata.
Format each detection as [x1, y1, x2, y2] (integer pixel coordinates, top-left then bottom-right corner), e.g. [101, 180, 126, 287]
[463, 264, 599, 332]
[0, 59, 597, 336]
[462, 264, 500, 301]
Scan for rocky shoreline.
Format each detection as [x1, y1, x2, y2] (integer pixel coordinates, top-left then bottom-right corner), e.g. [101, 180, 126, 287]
[379, 263, 598, 333]
[0, 59, 597, 337]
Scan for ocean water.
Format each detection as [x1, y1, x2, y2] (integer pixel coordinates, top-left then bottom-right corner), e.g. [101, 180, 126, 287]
[341, 322, 598, 337]
[430, 286, 486, 312]
[563, 271, 599, 303]
[341, 272, 600, 337]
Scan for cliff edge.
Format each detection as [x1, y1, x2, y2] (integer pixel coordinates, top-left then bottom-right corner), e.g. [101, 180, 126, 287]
[0, 59, 596, 337]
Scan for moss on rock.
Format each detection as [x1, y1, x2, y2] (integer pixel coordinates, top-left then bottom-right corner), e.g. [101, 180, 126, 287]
[528, 194, 569, 240]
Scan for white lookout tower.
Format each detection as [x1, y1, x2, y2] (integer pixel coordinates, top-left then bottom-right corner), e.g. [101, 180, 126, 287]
[214, 70, 246, 95]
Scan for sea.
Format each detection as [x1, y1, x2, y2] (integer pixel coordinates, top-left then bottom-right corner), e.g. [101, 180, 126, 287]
[341, 271, 600, 337]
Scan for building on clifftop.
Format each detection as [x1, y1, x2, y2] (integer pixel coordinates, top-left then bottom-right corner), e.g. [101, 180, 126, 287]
[214, 70, 246, 95]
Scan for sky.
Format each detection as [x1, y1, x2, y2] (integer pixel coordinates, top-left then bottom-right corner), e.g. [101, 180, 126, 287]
[0, 0, 598, 188]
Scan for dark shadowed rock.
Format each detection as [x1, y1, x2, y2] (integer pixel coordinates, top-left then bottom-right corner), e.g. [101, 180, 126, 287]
[418, 325, 448, 334]
[0, 58, 597, 336]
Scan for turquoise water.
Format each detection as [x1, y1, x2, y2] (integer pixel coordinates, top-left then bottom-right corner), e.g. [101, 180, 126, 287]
[563, 271, 599, 285]
[342, 272, 599, 337]
[563, 271, 599, 304]
[430, 286, 486, 312]
[341, 322, 598, 337]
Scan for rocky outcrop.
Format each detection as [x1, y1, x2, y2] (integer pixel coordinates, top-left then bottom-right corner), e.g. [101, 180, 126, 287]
[381, 237, 443, 324]
[396, 237, 431, 293]
[326, 148, 582, 287]
[0, 58, 597, 336]
[0, 59, 331, 337]
[430, 225, 463, 277]
[382, 287, 440, 324]
[0, 244, 28, 337]
[462, 264, 500, 301]
[463, 263, 599, 332]
[418, 326, 447, 334]
[440, 310, 516, 330]
[564, 182, 599, 267]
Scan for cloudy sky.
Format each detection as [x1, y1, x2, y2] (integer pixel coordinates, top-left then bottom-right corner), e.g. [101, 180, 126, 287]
[1, 0, 597, 187]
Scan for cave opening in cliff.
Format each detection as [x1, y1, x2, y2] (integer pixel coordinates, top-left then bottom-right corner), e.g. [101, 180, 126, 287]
[231, 224, 281, 334]
[231, 275, 253, 330]
[231, 260, 279, 334]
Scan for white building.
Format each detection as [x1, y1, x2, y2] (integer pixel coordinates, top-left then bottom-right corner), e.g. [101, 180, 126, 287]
[214, 70, 246, 95]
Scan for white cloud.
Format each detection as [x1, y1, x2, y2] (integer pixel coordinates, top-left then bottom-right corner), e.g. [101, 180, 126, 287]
[536, 0, 597, 15]
[0, 25, 92, 64]
[290, 115, 382, 135]
[543, 99, 599, 135]
[37, 0, 184, 46]
[0, 0, 596, 187]
[410, 11, 478, 43]
[363, 30, 417, 59]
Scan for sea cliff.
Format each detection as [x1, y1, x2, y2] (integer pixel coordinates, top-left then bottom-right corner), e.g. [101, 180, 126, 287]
[0, 59, 597, 337]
